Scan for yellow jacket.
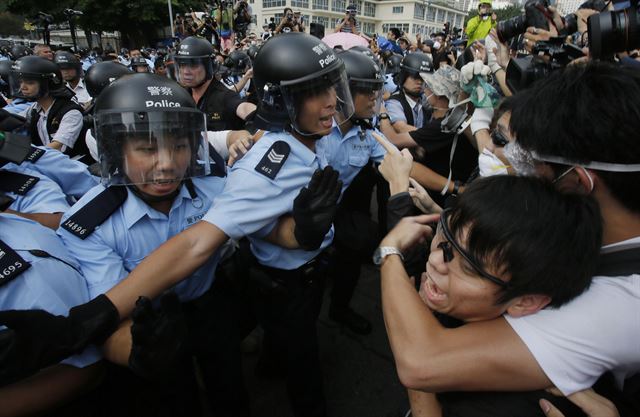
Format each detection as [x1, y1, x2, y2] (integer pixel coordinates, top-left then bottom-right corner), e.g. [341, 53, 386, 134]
[465, 15, 496, 46]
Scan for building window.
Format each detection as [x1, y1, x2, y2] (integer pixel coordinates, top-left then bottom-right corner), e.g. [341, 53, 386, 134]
[382, 23, 409, 34]
[436, 9, 445, 23]
[292, 0, 310, 8]
[364, 1, 376, 16]
[311, 14, 330, 27]
[361, 21, 375, 34]
[332, 0, 346, 12]
[392, 6, 404, 13]
[263, 0, 286, 8]
[274, 12, 283, 23]
[414, 3, 425, 19]
[313, 0, 329, 10]
[353, 0, 363, 13]
[426, 6, 436, 21]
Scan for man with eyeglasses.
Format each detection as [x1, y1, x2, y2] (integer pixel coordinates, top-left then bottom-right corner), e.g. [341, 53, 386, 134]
[379, 61, 640, 416]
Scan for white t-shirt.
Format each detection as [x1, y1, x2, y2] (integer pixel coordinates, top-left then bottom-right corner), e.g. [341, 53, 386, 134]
[505, 236, 640, 395]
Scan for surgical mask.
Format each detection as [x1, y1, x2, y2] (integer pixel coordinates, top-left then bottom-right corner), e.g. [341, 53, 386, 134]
[478, 148, 509, 177]
[433, 41, 441, 50]
[482, 15, 489, 20]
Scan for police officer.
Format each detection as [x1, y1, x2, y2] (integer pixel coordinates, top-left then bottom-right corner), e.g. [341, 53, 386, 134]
[0, 131, 70, 229]
[383, 52, 402, 97]
[54, 51, 92, 108]
[174, 36, 255, 131]
[222, 50, 253, 99]
[0, 212, 103, 414]
[130, 56, 151, 73]
[385, 52, 434, 133]
[9, 56, 90, 163]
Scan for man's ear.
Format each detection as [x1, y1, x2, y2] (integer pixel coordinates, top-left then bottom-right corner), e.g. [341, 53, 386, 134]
[574, 167, 596, 194]
[505, 294, 551, 318]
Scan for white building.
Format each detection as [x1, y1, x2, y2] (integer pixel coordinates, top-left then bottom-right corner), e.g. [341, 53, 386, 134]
[556, 0, 583, 14]
[468, 0, 517, 10]
[249, 0, 468, 38]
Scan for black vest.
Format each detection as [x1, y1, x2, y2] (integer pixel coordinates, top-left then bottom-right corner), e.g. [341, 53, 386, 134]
[387, 90, 431, 128]
[196, 81, 245, 131]
[29, 99, 91, 164]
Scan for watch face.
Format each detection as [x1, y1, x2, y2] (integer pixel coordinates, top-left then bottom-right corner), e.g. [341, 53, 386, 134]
[373, 247, 383, 265]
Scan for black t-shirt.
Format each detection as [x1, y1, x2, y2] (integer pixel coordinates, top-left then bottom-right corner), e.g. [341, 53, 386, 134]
[195, 80, 246, 131]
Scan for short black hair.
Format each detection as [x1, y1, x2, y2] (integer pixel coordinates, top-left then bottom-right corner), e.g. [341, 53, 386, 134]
[509, 62, 640, 214]
[449, 175, 602, 308]
[389, 28, 402, 39]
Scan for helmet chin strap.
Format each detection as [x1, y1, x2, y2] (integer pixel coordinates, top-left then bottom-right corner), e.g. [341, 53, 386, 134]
[287, 122, 324, 141]
[126, 181, 182, 204]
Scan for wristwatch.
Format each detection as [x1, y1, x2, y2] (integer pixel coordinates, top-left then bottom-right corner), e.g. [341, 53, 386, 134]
[372, 246, 404, 265]
[378, 112, 390, 120]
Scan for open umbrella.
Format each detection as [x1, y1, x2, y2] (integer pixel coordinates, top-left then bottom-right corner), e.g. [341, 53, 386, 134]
[322, 32, 369, 49]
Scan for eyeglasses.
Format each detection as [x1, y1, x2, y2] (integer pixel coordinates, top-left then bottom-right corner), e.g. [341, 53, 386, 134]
[436, 209, 509, 288]
[490, 129, 509, 148]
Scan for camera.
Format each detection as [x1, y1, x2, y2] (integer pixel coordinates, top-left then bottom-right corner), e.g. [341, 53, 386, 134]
[588, 0, 640, 58]
[506, 36, 585, 92]
[496, 0, 553, 42]
[287, 13, 294, 21]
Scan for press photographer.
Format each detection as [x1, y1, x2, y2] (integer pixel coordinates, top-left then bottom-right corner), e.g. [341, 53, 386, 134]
[335, 4, 360, 34]
[275, 7, 303, 33]
[234, 0, 252, 40]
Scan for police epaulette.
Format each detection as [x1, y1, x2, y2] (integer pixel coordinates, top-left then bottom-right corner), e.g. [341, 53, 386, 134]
[208, 144, 227, 178]
[24, 147, 45, 164]
[0, 239, 31, 288]
[0, 170, 39, 196]
[60, 186, 128, 240]
[254, 141, 290, 180]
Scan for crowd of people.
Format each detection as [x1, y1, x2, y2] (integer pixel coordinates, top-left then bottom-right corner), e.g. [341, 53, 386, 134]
[0, 1, 638, 416]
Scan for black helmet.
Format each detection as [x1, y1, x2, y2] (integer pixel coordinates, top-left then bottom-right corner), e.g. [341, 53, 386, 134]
[398, 52, 433, 87]
[338, 50, 384, 120]
[85, 61, 134, 98]
[0, 60, 12, 96]
[247, 45, 260, 62]
[252, 33, 354, 135]
[348, 45, 374, 60]
[385, 53, 403, 75]
[8, 56, 66, 101]
[9, 45, 30, 60]
[224, 50, 251, 75]
[174, 36, 217, 87]
[346, 3, 357, 13]
[130, 56, 149, 71]
[54, 51, 82, 79]
[93, 73, 210, 187]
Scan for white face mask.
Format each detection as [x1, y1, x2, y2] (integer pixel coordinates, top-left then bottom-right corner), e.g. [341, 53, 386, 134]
[478, 148, 509, 177]
[482, 15, 489, 20]
[433, 41, 441, 50]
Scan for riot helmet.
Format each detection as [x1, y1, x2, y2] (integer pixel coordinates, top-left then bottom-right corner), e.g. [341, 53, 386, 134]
[130, 56, 150, 73]
[247, 45, 260, 63]
[385, 53, 403, 76]
[252, 33, 354, 136]
[93, 73, 210, 190]
[398, 52, 433, 97]
[338, 50, 384, 120]
[85, 61, 134, 98]
[0, 60, 13, 96]
[9, 45, 30, 60]
[224, 50, 251, 76]
[54, 50, 83, 81]
[8, 56, 66, 101]
[174, 36, 217, 88]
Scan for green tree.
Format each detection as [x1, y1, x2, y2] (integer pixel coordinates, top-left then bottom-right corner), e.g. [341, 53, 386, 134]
[0, 12, 29, 37]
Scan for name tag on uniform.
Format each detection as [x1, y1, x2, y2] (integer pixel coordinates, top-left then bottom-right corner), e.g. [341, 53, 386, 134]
[0, 170, 39, 196]
[0, 240, 31, 287]
[25, 147, 45, 164]
[186, 212, 206, 225]
[254, 141, 290, 180]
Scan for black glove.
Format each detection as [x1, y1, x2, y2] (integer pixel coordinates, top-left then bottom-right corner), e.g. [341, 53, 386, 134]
[293, 166, 342, 251]
[0, 294, 119, 386]
[128, 293, 189, 381]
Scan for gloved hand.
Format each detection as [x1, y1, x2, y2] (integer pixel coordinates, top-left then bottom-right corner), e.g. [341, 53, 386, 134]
[461, 59, 492, 85]
[128, 292, 190, 381]
[0, 294, 119, 386]
[469, 106, 494, 135]
[293, 166, 342, 251]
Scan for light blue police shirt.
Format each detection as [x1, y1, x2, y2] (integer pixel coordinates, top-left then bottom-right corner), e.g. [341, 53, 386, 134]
[203, 131, 333, 270]
[384, 73, 397, 95]
[3, 146, 98, 199]
[0, 213, 101, 368]
[2, 165, 70, 214]
[57, 177, 226, 302]
[316, 124, 392, 198]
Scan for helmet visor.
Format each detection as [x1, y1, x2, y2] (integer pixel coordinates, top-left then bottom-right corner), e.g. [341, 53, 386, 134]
[280, 64, 354, 136]
[95, 108, 210, 187]
[174, 57, 215, 87]
[350, 79, 384, 119]
[8, 73, 47, 100]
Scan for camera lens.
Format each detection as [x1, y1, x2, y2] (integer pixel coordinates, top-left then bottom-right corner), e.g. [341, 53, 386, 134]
[588, 4, 640, 59]
[497, 15, 527, 42]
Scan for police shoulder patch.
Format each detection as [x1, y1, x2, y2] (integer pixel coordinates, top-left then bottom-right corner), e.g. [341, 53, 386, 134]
[60, 186, 128, 240]
[0, 239, 31, 288]
[254, 141, 290, 180]
[0, 170, 39, 196]
[25, 147, 45, 164]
